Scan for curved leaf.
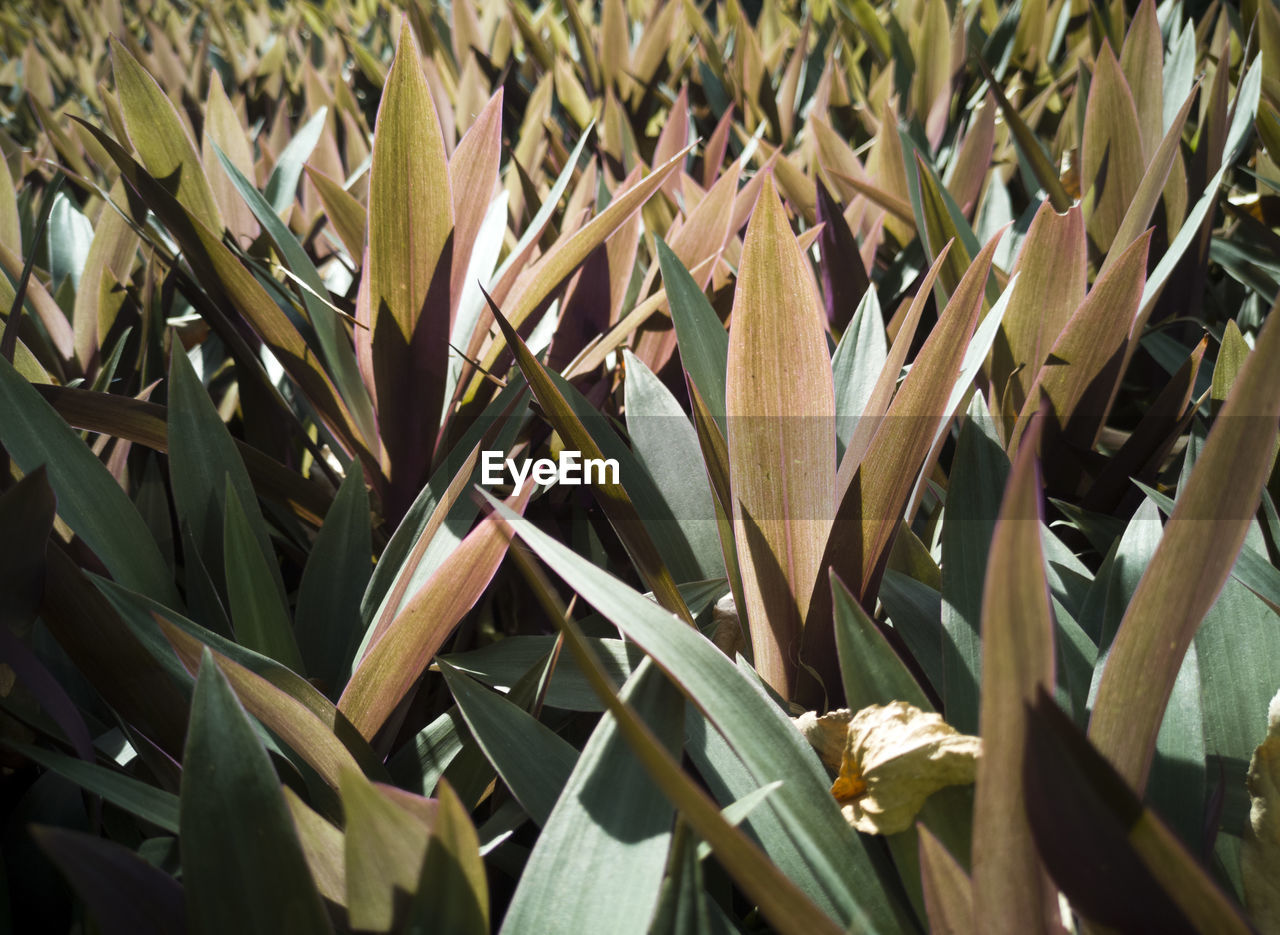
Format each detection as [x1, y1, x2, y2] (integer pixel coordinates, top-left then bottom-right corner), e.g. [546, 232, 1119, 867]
[1090, 300, 1280, 791]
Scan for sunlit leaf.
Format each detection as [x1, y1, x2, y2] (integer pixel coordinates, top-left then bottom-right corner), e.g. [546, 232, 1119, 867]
[726, 176, 835, 698]
[110, 37, 221, 232]
[340, 486, 530, 740]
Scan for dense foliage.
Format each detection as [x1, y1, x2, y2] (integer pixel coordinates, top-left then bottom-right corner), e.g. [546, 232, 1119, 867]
[1, 0, 1279, 931]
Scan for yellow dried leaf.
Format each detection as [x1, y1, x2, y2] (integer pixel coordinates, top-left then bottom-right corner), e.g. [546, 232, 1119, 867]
[833, 702, 980, 835]
[792, 709, 853, 770]
[1243, 689, 1280, 930]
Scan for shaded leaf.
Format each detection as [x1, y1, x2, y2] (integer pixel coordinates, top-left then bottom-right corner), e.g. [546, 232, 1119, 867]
[918, 825, 974, 935]
[222, 479, 303, 671]
[32, 826, 185, 935]
[0, 352, 176, 605]
[971, 409, 1058, 934]
[1025, 690, 1252, 934]
[295, 467, 372, 699]
[437, 660, 577, 826]
[180, 650, 331, 935]
[1090, 300, 1280, 791]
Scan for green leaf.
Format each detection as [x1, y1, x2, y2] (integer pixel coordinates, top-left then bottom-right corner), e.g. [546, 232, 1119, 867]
[877, 570, 945, 693]
[1194, 579, 1280, 836]
[940, 395, 1009, 734]
[908, 149, 979, 305]
[6, 742, 179, 834]
[181, 649, 331, 935]
[547, 366, 704, 584]
[264, 108, 327, 216]
[0, 352, 176, 605]
[437, 660, 578, 826]
[649, 827, 724, 935]
[833, 572, 930, 712]
[47, 192, 92, 293]
[624, 350, 724, 580]
[223, 479, 304, 672]
[341, 768, 431, 931]
[387, 707, 467, 795]
[110, 37, 221, 232]
[408, 780, 489, 935]
[1211, 319, 1250, 412]
[682, 711, 844, 925]
[295, 467, 372, 699]
[499, 660, 681, 935]
[1147, 642, 1206, 850]
[658, 238, 728, 433]
[168, 340, 284, 603]
[441, 636, 641, 711]
[484, 293, 692, 621]
[831, 286, 887, 461]
[211, 142, 377, 448]
[485, 497, 909, 932]
[1090, 300, 1280, 791]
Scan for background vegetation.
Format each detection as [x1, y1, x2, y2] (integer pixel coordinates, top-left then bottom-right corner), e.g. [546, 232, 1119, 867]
[1, 0, 1279, 931]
